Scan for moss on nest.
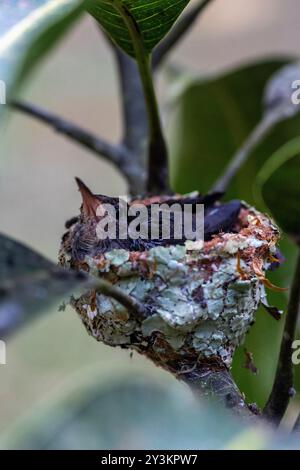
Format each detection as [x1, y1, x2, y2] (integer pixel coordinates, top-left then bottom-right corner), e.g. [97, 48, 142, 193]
[60, 203, 280, 370]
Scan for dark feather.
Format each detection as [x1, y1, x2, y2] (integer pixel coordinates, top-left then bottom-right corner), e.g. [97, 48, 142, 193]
[66, 179, 242, 259]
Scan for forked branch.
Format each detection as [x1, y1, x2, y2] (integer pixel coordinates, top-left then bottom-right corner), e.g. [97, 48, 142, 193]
[10, 100, 144, 194]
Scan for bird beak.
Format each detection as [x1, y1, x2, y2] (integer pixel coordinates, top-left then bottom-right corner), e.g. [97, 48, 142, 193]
[75, 177, 99, 217]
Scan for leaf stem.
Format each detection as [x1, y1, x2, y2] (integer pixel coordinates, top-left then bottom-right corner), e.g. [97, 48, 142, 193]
[211, 111, 281, 194]
[294, 412, 300, 432]
[113, 1, 170, 194]
[263, 249, 300, 424]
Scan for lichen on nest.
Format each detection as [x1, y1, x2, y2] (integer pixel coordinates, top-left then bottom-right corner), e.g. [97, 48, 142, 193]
[59, 186, 281, 371]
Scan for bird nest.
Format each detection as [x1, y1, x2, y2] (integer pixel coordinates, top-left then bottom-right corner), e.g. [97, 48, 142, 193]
[59, 182, 281, 371]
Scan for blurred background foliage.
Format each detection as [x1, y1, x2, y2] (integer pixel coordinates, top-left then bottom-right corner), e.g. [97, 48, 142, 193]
[168, 59, 300, 407]
[1, 0, 300, 449]
[0, 374, 261, 450]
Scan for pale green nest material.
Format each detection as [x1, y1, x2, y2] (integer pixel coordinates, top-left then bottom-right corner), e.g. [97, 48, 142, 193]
[60, 206, 280, 369]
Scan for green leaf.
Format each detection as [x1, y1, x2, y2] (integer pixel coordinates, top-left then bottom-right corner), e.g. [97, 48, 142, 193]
[87, 0, 190, 58]
[0, 375, 261, 450]
[168, 59, 300, 201]
[256, 137, 300, 243]
[0, 0, 84, 112]
[0, 233, 90, 338]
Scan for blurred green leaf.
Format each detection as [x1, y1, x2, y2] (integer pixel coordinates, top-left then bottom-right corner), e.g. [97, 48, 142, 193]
[2, 372, 299, 450]
[257, 138, 300, 243]
[169, 58, 300, 200]
[0, 375, 268, 450]
[87, 0, 190, 58]
[0, 0, 84, 114]
[0, 233, 90, 338]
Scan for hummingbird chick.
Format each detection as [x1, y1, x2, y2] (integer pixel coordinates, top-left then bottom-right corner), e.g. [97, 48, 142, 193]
[63, 178, 243, 262]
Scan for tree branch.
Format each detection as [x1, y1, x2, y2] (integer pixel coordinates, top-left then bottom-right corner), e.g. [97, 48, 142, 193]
[95, 279, 148, 321]
[112, 2, 170, 194]
[264, 250, 300, 424]
[179, 363, 258, 421]
[10, 100, 125, 164]
[98, 28, 148, 194]
[99, 2, 215, 194]
[211, 111, 281, 194]
[0, 274, 147, 339]
[153, 0, 215, 69]
[99, 0, 216, 195]
[10, 100, 143, 194]
[110, 41, 171, 195]
[113, 47, 148, 161]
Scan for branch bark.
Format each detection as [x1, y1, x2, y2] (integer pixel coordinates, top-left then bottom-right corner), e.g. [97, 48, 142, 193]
[153, 0, 215, 69]
[99, 29, 149, 194]
[12, 1, 215, 197]
[113, 47, 148, 162]
[111, 1, 215, 193]
[264, 249, 300, 424]
[179, 363, 258, 421]
[111, 41, 170, 195]
[10, 100, 144, 194]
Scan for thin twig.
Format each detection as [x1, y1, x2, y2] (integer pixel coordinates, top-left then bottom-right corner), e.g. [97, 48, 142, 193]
[10, 100, 142, 193]
[112, 1, 170, 194]
[211, 111, 281, 194]
[11, 101, 125, 164]
[264, 250, 300, 424]
[153, 0, 215, 69]
[294, 413, 300, 432]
